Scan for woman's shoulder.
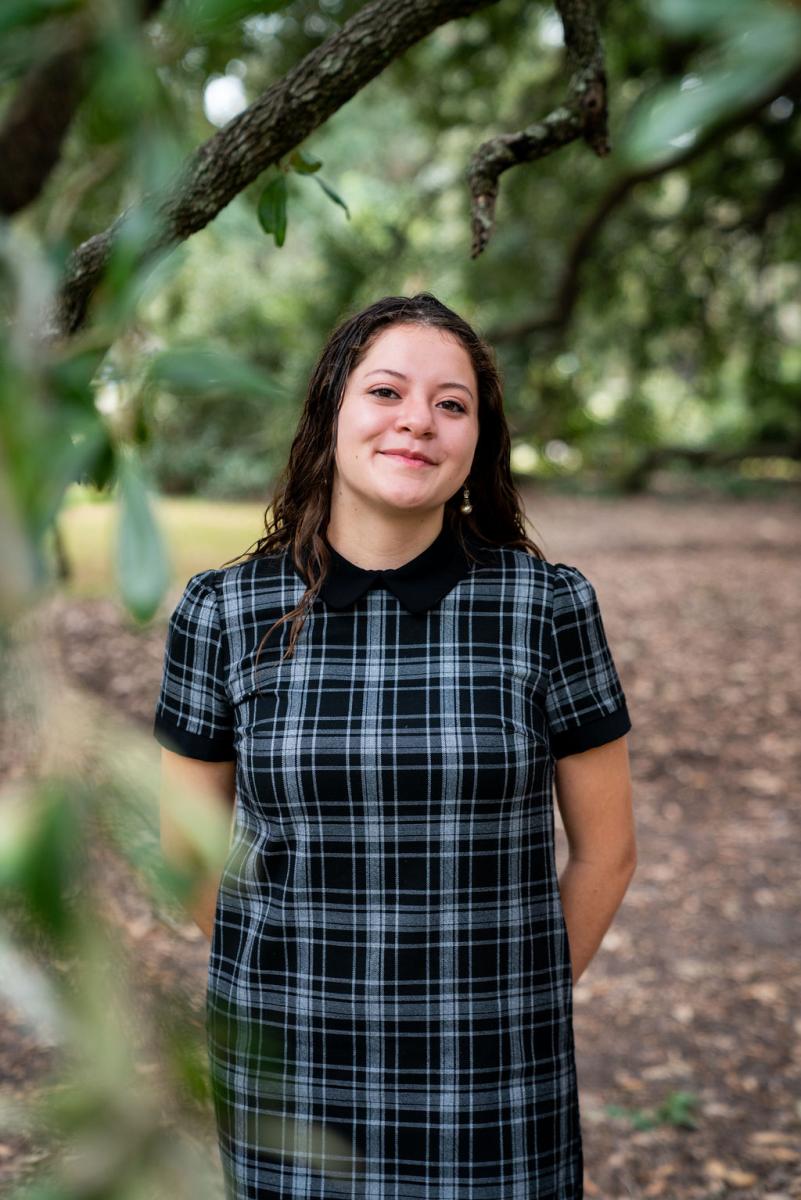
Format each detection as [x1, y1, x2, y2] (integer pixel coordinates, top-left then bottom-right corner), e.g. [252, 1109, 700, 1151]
[469, 544, 603, 613]
[469, 538, 562, 580]
[202, 548, 295, 611]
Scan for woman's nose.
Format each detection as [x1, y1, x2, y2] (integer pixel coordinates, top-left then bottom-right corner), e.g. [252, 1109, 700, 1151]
[394, 394, 435, 434]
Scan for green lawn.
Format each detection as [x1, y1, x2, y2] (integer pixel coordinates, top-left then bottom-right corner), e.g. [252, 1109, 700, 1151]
[54, 488, 268, 601]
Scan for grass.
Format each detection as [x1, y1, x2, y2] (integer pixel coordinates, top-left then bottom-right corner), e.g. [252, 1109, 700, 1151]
[50, 488, 269, 602]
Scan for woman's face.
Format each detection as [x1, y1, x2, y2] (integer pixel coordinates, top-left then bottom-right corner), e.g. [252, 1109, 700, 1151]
[331, 323, 479, 521]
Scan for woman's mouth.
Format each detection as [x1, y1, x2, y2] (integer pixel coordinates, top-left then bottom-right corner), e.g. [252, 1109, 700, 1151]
[380, 451, 435, 468]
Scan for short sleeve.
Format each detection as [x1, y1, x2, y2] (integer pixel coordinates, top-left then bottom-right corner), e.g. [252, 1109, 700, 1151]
[545, 562, 632, 760]
[152, 570, 236, 762]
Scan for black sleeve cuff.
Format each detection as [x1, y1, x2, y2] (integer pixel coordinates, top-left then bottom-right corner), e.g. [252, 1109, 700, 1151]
[550, 701, 631, 760]
[153, 712, 236, 762]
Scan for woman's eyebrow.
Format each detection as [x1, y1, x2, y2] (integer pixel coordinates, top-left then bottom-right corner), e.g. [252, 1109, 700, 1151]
[364, 368, 474, 402]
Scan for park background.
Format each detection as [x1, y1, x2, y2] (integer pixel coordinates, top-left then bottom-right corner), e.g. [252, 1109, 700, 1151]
[0, 0, 799, 1197]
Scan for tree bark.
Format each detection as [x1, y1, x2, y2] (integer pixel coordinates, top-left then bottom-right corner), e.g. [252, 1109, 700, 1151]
[466, 0, 608, 257]
[47, 0, 503, 342]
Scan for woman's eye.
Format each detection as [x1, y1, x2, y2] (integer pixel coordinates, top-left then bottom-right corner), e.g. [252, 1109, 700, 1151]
[368, 388, 466, 413]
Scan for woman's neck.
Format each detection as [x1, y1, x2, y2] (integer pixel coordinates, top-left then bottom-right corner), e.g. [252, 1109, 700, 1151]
[325, 509, 445, 571]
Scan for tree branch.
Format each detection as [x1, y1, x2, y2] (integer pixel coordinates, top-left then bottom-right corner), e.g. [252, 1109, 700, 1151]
[47, 0, 501, 343]
[466, 0, 608, 258]
[488, 63, 801, 344]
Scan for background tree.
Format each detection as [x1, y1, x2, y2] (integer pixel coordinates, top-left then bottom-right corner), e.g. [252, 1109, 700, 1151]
[2, 0, 800, 616]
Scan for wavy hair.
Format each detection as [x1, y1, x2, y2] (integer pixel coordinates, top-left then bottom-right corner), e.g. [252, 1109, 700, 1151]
[220, 292, 544, 664]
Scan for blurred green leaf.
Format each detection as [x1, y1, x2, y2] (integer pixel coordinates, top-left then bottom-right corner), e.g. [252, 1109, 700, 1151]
[147, 344, 285, 400]
[83, 32, 163, 144]
[311, 174, 351, 219]
[102, 204, 163, 305]
[622, 71, 743, 164]
[257, 174, 288, 246]
[620, 0, 801, 166]
[46, 345, 108, 414]
[114, 447, 171, 622]
[0, 0, 81, 36]
[172, 0, 291, 37]
[647, 0, 758, 35]
[0, 349, 109, 548]
[0, 778, 86, 945]
[80, 432, 117, 491]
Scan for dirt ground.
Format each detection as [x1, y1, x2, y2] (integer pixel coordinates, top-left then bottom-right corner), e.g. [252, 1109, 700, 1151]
[1, 490, 799, 1199]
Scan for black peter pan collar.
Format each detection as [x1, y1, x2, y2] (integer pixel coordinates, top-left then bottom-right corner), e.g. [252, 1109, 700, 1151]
[306, 522, 479, 615]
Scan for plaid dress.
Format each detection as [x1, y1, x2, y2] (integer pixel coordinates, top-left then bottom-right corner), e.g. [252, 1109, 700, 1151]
[153, 522, 632, 1200]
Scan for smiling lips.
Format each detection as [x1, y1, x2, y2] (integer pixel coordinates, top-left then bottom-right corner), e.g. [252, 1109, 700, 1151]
[380, 449, 436, 467]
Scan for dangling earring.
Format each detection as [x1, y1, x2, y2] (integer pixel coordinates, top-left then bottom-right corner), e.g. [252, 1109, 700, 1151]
[460, 485, 472, 515]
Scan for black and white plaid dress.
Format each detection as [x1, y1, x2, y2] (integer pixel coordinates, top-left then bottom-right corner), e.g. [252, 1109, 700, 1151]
[153, 522, 632, 1200]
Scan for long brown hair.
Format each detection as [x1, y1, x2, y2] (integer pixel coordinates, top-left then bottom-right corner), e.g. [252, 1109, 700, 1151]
[220, 292, 545, 664]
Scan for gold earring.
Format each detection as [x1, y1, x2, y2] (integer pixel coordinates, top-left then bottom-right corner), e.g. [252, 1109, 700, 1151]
[460, 485, 472, 514]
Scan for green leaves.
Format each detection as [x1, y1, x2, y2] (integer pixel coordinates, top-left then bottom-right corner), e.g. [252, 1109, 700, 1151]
[114, 447, 170, 624]
[0, 777, 87, 947]
[619, 0, 801, 167]
[257, 174, 288, 246]
[257, 151, 350, 247]
[147, 344, 285, 400]
[0, 0, 81, 36]
[0, 351, 109, 558]
[170, 0, 291, 38]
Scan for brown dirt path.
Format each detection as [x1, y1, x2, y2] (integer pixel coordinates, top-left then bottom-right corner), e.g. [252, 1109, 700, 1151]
[1, 492, 799, 1199]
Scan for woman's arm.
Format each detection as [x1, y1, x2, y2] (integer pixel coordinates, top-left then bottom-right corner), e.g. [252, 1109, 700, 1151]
[553, 735, 636, 985]
[159, 747, 237, 939]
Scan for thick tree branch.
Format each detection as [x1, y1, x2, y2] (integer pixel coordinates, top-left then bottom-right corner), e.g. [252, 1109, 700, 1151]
[47, 0, 500, 343]
[0, 0, 165, 217]
[488, 64, 801, 345]
[466, 0, 608, 258]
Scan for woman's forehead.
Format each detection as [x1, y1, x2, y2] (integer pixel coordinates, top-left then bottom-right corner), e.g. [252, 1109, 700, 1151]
[352, 325, 475, 383]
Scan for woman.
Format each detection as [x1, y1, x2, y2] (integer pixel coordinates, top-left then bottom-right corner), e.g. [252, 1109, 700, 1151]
[154, 292, 636, 1200]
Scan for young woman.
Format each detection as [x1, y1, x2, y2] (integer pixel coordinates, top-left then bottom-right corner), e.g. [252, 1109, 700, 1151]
[154, 292, 636, 1200]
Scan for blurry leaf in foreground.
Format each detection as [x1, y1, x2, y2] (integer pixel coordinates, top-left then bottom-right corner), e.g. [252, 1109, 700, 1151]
[46, 345, 109, 416]
[0, 931, 64, 1048]
[83, 27, 163, 144]
[620, 0, 801, 166]
[96, 203, 165, 328]
[0, 459, 42, 621]
[114, 446, 171, 623]
[0, 777, 87, 946]
[0, 912, 222, 1200]
[170, 0, 291, 37]
[147, 344, 286, 400]
[0, 0, 80, 36]
[647, 0, 758, 35]
[0, 380, 109, 552]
